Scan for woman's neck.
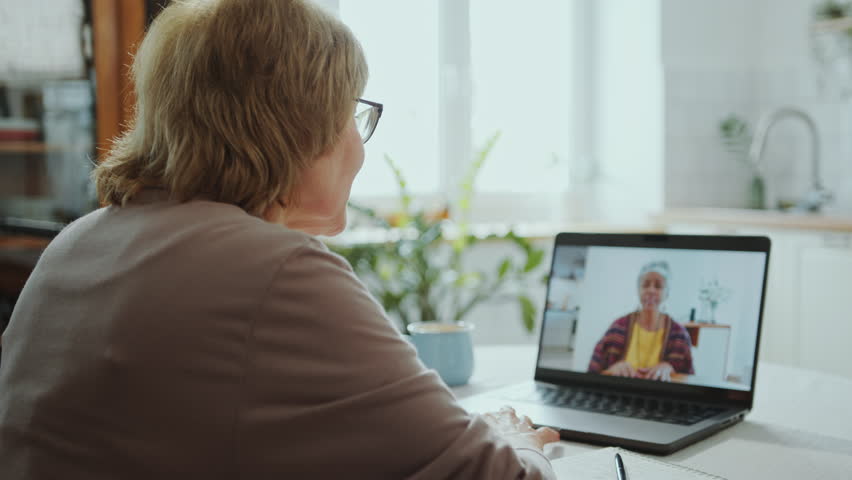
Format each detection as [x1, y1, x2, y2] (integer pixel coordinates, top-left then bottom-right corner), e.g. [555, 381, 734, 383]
[637, 309, 663, 330]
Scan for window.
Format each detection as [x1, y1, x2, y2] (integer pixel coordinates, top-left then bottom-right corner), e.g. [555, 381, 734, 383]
[469, 0, 574, 195]
[340, 0, 580, 223]
[339, 0, 440, 198]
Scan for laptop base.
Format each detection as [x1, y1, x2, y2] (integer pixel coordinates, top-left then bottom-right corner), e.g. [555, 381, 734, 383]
[459, 381, 747, 455]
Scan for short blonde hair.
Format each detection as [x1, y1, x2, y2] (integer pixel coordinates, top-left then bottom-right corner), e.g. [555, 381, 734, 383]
[94, 0, 368, 216]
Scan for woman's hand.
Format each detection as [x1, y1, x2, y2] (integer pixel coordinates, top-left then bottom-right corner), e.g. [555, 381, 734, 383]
[481, 406, 560, 451]
[602, 361, 638, 378]
[641, 362, 674, 381]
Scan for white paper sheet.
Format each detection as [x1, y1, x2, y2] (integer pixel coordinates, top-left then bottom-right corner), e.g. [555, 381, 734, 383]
[551, 447, 725, 480]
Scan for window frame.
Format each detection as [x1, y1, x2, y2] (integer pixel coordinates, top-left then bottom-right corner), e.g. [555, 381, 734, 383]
[338, 0, 598, 226]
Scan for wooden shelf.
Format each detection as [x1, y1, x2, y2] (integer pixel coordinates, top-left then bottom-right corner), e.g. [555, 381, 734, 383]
[684, 323, 731, 348]
[0, 142, 81, 155]
[654, 207, 852, 233]
[0, 236, 51, 250]
[0, 142, 48, 154]
[812, 17, 852, 33]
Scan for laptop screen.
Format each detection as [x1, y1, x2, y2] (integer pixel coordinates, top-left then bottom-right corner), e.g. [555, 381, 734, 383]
[538, 242, 767, 392]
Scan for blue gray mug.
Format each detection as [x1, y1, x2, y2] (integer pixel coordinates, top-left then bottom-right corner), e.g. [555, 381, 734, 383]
[405, 322, 474, 387]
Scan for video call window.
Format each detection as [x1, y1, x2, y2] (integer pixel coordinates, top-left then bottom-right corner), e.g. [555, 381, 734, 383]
[539, 245, 766, 392]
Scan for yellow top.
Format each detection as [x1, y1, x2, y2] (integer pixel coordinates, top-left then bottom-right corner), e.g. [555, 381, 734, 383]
[624, 321, 665, 369]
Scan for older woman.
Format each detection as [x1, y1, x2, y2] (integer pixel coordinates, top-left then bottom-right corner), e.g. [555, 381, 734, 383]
[588, 260, 694, 381]
[0, 1, 558, 478]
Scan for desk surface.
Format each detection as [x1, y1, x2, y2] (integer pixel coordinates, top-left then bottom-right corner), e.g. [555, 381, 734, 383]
[452, 345, 852, 479]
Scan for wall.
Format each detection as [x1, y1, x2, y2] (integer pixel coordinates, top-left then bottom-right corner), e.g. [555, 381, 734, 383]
[662, 0, 852, 212]
[590, 0, 665, 225]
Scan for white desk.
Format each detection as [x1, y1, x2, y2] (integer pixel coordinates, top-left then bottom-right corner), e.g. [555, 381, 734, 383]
[452, 345, 852, 479]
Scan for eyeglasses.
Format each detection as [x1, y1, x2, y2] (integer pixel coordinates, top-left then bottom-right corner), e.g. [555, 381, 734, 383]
[354, 98, 383, 144]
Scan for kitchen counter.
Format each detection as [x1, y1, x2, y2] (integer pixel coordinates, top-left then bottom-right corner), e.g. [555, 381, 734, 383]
[653, 207, 852, 233]
[331, 221, 661, 245]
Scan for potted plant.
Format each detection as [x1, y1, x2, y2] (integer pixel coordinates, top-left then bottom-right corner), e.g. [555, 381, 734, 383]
[328, 132, 545, 334]
[718, 114, 765, 209]
[811, 1, 852, 97]
[697, 278, 731, 324]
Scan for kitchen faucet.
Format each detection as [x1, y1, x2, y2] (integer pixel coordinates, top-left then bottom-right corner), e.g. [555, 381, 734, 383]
[748, 107, 833, 212]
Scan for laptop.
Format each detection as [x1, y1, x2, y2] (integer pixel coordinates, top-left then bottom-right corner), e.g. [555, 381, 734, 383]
[459, 233, 770, 454]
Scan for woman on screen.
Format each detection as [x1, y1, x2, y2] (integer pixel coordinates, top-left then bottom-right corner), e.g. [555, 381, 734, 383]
[588, 260, 694, 381]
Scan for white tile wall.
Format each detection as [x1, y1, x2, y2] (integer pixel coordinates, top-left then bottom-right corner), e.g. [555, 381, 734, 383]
[464, 0, 852, 345]
[662, 0, 852, 213]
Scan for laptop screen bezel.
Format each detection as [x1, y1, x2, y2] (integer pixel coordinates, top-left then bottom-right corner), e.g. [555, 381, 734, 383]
[534, 232, 771, 409]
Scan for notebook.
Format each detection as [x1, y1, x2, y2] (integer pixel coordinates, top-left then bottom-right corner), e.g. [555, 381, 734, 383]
[551, 447, 724, 479]
[460, 233, 771, 454]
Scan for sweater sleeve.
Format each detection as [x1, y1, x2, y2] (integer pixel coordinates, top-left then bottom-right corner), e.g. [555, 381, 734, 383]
[664, 321, 695, 375]
[235, 238, 555, 479]
[588, 316, 628, 373]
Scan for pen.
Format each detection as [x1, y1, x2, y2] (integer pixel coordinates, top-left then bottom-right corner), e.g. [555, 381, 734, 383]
[614, 452, 628, 480]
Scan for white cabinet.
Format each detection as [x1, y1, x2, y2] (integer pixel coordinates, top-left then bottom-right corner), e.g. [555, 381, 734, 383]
[664, 221, 852, 379]
[685, 324, 732, 383]
[745, 230, 821, 368]
[799, 246, 852, 378]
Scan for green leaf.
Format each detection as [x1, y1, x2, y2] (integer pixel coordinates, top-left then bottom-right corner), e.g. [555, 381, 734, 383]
[718, 114, 752, 160]
[384, 154, 412, 216]
[454, 272, 481, 287]
[457, 131, 502, 219]
[815, 0, 849, 20]
[377, 258, 395, 281]
[415, 220, 444, 248]
[503, 230, 533, 254]
[451, 236, 467, 252]
[519, 295, 536, 333]
[523, 249, 545, 273]
[497, 258, 512, 279]
[380, 291, 404, 310]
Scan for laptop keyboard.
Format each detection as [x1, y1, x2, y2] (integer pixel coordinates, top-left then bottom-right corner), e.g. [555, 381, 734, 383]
[506, 384, 725, 426]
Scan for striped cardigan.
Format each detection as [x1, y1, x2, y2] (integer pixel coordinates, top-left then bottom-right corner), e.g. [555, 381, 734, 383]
[587, 313, 694, 375]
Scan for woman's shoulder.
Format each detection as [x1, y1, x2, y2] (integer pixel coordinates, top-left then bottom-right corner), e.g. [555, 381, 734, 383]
[65, 198, 325, 271]
[148, 198, 318, 257]
[178, 202, 349, 276]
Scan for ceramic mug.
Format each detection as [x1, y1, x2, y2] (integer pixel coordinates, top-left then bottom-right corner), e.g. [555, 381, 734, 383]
[405, 322, 474, 387]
